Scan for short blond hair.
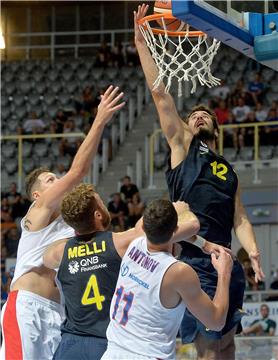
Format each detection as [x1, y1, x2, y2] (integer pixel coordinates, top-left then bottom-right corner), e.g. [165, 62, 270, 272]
[61, 183, 99, 234]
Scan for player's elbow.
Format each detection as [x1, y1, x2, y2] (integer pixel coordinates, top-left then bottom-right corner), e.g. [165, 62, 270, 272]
[191, 218, 200, 235]
[209, 313, 226, 331]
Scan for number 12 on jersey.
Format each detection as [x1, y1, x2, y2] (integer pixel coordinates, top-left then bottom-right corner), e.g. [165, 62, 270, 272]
[112, 286, 134, 326]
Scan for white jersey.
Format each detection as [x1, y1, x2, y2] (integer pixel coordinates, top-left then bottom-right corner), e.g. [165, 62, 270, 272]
[106, 236, 186, 359]
[11, 203, 75, 288]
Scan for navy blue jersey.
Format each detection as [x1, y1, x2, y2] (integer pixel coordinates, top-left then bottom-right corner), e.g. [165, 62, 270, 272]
[57, 231, 121, 338]
[166, 137, 238, 257]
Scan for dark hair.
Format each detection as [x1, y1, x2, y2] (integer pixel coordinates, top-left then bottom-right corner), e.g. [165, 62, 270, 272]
[185, 104, 219, 134]
[25, 167, 50, 201]
[123, 176, 131, 181]
[61, 183, 99, 234]
[143, 199, 178, 245]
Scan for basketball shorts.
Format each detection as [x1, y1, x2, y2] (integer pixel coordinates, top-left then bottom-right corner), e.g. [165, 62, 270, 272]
[101, 342, 158, 360]
[0, 290, 63, 360]
[53, 333, 107, 360]
[180, 257, 246, 343]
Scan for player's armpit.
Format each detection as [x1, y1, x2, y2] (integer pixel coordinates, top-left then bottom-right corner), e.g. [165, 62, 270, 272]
[43, 239, 68, 269]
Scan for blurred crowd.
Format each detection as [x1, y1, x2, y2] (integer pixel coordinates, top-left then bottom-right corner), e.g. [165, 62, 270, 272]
[208, 74, 278, 151]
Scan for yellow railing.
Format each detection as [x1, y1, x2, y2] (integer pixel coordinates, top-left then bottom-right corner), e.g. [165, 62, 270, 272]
[1, 132, 85, 188]
[149, 121, 278, 187]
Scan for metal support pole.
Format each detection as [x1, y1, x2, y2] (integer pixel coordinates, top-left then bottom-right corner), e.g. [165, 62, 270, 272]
[136, 148, 143, 189]
[126, 163, 133, 181]
[253, 125, 261, 184]
[102, 138, 109, 173]
[93, 154, 100, 186]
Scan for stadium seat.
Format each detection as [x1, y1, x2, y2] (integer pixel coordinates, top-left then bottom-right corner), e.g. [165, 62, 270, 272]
[76, 68, 88, 81]
[260, 146, 274, 160]
[38, 157, 53, 169]
[223, 148, 238, 162]
[92, 68, 103, 81]
[27, 93, 41, 106]
[43, 92, 57, 106]
[18, 81, 32, 94]
[5, 159, 18, 175]
[36, 82, 47, 95]
[23, 158, 36, 174]
[2, 143, 16, 158]
[12, 94, 25, 107]
[239, 147, 254, 161]
[33, 142, 49, 157]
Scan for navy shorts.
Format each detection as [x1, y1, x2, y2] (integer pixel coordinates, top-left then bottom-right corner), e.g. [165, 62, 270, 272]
[53, 333, 107, 360]
[180, 256, 246, 344]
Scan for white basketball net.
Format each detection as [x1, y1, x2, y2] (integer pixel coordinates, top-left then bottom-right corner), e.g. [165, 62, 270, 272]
[139, 19, 221, 96]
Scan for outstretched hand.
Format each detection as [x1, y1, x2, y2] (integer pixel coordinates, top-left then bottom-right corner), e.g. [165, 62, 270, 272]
[249, 250, 265, 282]
[202, 241, 235, 259]
[134, 3, 149, 44]
[96, 85, 125, 125]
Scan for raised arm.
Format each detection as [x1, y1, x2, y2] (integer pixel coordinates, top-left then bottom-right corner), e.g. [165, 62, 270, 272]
[27, 86, 125, 229]
[234, 185, 265, 282]
[171, 248, 232, 331]
[134, 4, 192, 157]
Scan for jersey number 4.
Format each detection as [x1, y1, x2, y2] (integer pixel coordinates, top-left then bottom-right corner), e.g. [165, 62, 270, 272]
[81, 274, 105, 310]
[112, 286, 134, 326]
[210, 161, 228, 181]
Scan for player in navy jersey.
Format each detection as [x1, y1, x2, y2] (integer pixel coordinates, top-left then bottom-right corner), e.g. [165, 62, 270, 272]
[44, 183, 216, 360]
[135, 4, 265, 359]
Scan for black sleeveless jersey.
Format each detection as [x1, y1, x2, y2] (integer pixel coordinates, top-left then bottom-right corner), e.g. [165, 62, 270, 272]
[166, 137, 238, 258]
[57, 231, 121, 338]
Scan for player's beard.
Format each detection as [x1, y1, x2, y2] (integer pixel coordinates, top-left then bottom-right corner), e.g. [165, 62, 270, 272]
[195, 127, 216, 143]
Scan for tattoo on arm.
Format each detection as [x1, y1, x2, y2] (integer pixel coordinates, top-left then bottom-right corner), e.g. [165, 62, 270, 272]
[24, 219, 32, 231]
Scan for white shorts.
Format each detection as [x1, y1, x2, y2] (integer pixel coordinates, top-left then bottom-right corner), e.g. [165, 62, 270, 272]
[101, 342, 157, 360]
[0, 290, 63, 360]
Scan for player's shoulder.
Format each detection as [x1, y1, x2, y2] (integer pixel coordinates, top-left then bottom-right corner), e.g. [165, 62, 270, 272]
[165, 261, 196, 283]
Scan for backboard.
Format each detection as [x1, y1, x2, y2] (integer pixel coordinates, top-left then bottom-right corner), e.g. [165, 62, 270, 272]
[172, 0, 278, 71]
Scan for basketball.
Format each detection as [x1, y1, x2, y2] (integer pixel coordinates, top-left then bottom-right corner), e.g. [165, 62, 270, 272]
[153, 0, 186, 32]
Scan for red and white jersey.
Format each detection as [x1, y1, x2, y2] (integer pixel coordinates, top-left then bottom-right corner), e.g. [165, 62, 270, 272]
[106, 236, 185, 359]
[11, 203, 75, 288]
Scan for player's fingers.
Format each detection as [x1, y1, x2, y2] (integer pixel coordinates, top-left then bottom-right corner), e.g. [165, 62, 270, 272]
[109, 92, 124, 107]
[110, 102, 126, 112]
[103, 85, 114, 98]
[106, 86, 120, 102]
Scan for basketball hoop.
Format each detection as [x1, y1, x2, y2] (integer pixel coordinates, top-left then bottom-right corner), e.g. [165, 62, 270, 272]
[138, 13, 221, 95]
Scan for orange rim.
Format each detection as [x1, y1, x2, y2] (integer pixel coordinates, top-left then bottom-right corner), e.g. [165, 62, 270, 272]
[138, 13, 205, 37]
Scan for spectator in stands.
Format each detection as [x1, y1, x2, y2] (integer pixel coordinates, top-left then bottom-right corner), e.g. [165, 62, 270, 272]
[255, 102, 268, 123]
[243, 258, 265, 291]
[248, 73, 265, 105]
[270, 100, 278, 112]
[211, 79, 230, 101]
[240, 111, 258, 148]
[223, 111, 237, 149]
[126, 41, 139, 66]
[214, 100, 229, 125]
[95, 41, 111, 67]
[230, 78, 246, 104]
[11, 193, 31, 228]
[127, 193, 145, 228]
[4, 182, 20, 206]
[120, 176, 139, 203]
[23, 111, 45, 135]
[5, 228, 19, 257]
[111, 41, 125, 68]
[242, 304, 276, 336]
[265, 109, 278, 146]
[53, 110, 68, 133]
[266, 270, 278, 301]
[232, 98, 251, 124]
[107, 193, 128, 232]
[1, 198, 12, 223]
[59, 118, 82, 157]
